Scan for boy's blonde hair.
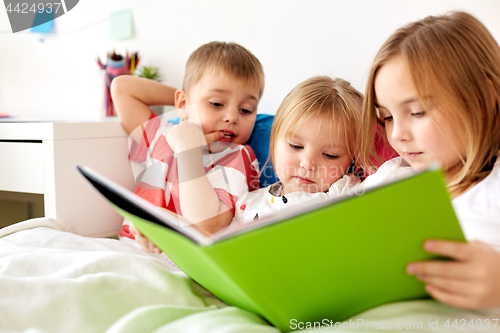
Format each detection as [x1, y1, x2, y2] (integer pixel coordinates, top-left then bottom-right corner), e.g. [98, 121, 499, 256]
[360, 11, 500, 196]
[269, 76, 363, 172]
[183, 41, 265, 98]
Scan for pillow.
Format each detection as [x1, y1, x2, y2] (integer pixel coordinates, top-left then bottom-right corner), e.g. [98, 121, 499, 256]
[245, 114, 279, 187]
[168, 114, 278, 188]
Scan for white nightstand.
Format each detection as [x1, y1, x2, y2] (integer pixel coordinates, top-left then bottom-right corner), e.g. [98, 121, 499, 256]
[0, 119, 136, 237]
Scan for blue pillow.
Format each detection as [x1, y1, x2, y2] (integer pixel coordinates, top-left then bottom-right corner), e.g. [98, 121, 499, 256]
[246, 114, 278, 187]
[168, 114, 278, 188]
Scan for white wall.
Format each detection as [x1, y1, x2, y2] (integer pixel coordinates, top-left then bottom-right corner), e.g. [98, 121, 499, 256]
[1, 0, 499, 120]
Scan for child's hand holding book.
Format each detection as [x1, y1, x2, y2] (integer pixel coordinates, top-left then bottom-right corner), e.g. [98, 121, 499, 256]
[407, 239, 500, 309]
[129, 207, 188, 254]
[129, 223, 162, 254]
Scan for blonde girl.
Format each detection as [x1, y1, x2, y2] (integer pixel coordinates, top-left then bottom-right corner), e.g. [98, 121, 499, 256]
[231, 76, 363, 225]
[360, 11, 500, 309]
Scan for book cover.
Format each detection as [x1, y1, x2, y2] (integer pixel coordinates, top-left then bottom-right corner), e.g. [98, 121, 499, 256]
[77, 165, 465, 331]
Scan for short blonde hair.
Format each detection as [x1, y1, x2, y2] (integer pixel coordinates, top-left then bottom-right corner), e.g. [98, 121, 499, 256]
[360, 11, 500, 196]
[269, 76, 363, 172]
[183, 41, 265, 98]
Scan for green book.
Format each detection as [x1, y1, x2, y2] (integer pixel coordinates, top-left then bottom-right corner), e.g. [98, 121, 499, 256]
[77, 166, 465, 332]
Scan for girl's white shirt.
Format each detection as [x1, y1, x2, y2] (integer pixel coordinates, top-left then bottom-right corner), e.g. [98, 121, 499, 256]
[363, 156, 500, 251]
[452, 155, 500, 251]
[230, 174, 361, 226]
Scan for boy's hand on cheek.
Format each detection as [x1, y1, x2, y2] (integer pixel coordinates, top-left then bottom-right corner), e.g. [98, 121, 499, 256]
[167, 121, 224, 153]
[167, 122, 208, 153]
[406, 240, 500, 309]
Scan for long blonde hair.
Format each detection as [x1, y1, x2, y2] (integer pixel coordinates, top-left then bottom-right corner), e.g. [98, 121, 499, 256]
[269, 76, 363, 173]
[360, 11, 500, 196]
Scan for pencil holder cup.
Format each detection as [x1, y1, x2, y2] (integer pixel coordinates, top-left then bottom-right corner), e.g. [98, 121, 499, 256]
[101, 59, 130, 118]
[107, 57, 128, 77]
[98, 51, 142, 117]
[102, 70, 115, 117]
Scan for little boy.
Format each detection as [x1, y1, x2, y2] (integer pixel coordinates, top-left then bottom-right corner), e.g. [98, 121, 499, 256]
[111, 42, 265, 253]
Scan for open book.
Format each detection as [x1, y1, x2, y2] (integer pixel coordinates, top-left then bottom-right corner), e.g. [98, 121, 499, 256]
[78, 165, 464, 331]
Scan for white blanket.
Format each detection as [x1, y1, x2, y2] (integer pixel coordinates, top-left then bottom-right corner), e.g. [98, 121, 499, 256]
[0, 218, 498, 333]
[0, 218, 231, 333]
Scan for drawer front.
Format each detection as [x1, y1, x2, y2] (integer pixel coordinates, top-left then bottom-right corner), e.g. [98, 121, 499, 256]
[0, 142, 44, 194]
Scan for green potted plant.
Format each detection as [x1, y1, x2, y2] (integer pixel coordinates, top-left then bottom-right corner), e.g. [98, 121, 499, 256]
[136, 65, 161, 82]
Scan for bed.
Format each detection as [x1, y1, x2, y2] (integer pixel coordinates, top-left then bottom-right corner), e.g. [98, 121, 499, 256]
[1, 116, 499, 333]
[1, 218, 499, 333]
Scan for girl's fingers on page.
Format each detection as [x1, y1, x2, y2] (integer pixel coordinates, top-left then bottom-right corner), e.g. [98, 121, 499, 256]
[407, 260, 466, 278]
[416, 274, 471, 295]
[131, 226, 154, 252]
[150, 241, 161, 254]
[130, 224, 145, 241]
[144, 238, 161, 254]
[423, 240, 471, 261]
[137, 236, 151, 252]
[424, 284, 473, 309]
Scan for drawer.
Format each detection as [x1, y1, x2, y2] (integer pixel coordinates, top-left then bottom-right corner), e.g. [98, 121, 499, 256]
[0, 142, 44, 194]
